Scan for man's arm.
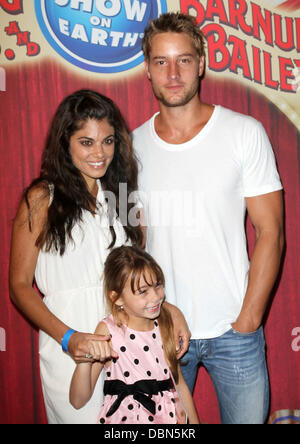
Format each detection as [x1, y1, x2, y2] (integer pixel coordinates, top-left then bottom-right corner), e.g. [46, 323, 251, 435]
[164, 301, 191, 358]
[232, 190, 284, 333]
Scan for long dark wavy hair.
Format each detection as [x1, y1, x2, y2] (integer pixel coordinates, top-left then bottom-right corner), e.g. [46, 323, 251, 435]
[25, 90, 143, 255]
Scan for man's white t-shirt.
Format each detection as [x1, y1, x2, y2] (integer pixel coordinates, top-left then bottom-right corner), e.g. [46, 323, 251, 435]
[132, 106, 283, 339]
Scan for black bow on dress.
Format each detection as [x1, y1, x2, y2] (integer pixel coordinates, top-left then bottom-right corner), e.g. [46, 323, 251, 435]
[104, 378, 173, 417]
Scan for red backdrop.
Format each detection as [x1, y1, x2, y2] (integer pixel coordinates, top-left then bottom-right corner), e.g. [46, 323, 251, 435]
[1, 59, 299, 424]
[1, 2, 300, 424]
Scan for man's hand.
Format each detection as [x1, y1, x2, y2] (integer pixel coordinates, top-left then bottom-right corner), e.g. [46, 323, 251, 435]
[164, 302, 191, 358]
[231, 314, 260, 334]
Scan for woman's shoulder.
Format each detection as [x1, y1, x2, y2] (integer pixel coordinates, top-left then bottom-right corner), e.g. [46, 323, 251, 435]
[14, 181, 51, 229]
[24, 180, 52, 209]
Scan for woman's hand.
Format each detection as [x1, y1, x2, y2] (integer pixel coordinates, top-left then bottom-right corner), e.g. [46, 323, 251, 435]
[67, 332, 119, 363]
[164, 302, 191, 359]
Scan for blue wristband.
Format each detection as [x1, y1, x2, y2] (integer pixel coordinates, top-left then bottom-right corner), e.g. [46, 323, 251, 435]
[61, 329, 77, 353]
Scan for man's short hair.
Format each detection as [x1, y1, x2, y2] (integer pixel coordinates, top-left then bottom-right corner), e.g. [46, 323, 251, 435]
[142, 12, 206, 60]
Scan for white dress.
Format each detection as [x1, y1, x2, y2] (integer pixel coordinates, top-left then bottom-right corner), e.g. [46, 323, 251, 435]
[35, 183, 128, 424]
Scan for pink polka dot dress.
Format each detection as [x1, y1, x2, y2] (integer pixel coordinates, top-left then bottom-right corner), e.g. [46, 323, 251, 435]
[97, 315, 186, 424]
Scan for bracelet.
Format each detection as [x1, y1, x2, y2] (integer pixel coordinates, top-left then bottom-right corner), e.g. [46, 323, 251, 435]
[61, 329, 77, 353]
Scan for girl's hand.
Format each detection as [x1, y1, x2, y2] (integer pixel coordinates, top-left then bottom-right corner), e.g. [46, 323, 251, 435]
[67, 332, 118, 363]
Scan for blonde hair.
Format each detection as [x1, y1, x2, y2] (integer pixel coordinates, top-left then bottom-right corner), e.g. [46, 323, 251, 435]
[142, 12, 206, 61]
[103, 245, 179, 383]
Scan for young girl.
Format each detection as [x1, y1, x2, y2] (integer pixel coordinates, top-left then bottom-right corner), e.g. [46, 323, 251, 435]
[70, 246, 199, 424]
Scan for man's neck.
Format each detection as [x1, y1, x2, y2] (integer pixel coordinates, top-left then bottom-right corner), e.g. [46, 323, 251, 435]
[154, 97, 215, 145]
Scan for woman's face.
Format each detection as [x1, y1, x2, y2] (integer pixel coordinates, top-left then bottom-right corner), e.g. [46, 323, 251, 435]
[69, 118, 115, 191]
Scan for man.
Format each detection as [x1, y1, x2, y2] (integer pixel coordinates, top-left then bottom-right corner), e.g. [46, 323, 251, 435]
[132, 13, 284, 424]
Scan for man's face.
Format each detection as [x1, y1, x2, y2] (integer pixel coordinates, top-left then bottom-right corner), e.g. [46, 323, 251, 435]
[145, 32, 205, 108]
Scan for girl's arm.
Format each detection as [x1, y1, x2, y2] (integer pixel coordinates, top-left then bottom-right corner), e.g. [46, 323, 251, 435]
[9, 186, 112, 362]
[176, 365, 200, 424]
[69, 321, 114, 409]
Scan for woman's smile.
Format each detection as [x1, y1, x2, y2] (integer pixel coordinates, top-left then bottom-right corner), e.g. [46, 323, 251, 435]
[69, 118, 115, 190]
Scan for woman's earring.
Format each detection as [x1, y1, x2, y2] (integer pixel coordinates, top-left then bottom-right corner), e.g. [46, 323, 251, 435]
[118, 305, 124, 311]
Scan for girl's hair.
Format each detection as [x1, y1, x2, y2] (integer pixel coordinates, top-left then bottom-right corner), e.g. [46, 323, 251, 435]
[104, 245, 179, 383]
[142, 12, 206, 61]
[24, 90, 143, 255]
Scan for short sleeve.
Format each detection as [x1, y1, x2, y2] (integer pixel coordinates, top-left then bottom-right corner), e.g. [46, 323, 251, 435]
[242, 121, 283, 197]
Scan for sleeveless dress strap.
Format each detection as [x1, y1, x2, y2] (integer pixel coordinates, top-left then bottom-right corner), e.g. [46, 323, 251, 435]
[48, 183, 54, 208]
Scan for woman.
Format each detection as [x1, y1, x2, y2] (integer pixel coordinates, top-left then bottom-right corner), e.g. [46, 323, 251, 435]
[9, 90, 190, 424]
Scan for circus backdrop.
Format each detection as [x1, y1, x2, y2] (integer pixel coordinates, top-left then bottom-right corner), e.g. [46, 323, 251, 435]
[0, 0, 299, 424]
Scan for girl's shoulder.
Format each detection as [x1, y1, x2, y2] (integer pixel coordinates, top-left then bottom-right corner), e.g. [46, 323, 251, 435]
[94, 319, 111, 336]
[98, 314, 124, 339]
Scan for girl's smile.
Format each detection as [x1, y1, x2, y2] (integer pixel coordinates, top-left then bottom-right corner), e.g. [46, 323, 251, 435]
[146, 303, 162, 313]
[116, 269, 165, 331]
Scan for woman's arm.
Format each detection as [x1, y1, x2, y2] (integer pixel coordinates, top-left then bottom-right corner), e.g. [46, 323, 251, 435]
[176, 365, 200, 424]
[69, 321, 115, 409]
[9, 186, 69, 342]
[9, 186, 112, 362]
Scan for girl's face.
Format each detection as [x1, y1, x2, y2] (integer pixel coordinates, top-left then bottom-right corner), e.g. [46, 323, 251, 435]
[69, 118, 115, 191]
[116, 268, 165, 331]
